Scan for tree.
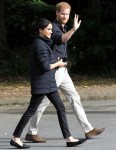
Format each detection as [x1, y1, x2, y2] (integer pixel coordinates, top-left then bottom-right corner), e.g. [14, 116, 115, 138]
[0, 0, 8, 60]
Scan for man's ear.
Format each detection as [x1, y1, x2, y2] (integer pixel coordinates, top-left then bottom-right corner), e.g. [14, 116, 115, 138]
[56, 10, 59, 16]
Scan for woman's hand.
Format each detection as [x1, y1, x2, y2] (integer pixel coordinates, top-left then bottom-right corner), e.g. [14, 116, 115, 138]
[50, 59, 67, 70]
[57, 59, 67, 67]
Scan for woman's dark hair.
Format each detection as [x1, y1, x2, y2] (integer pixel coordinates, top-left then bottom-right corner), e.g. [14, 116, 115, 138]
[32, 18, 51, 32]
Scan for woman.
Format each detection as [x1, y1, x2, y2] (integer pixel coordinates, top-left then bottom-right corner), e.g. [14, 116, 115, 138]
[10, 18, 85, 148]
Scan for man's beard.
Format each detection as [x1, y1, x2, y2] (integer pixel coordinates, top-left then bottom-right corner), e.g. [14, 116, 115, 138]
[60, 19, 68, 24]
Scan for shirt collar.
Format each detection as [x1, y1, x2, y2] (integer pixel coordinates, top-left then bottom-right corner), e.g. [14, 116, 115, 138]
[54, 19, 67, 32]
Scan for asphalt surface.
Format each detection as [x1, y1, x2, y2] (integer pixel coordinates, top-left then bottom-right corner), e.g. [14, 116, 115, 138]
[0, 99, 116, 150]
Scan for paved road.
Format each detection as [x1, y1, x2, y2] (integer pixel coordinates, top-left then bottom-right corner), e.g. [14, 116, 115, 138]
[0, 99, 116, 150]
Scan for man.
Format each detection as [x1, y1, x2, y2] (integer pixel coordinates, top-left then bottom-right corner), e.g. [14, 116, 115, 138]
[25, 2, 105, 142]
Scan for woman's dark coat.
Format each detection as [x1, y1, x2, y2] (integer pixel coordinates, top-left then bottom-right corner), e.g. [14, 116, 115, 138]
[30, 36, 57, 94]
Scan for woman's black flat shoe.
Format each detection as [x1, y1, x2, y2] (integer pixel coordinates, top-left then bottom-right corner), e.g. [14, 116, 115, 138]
[67, 139, 86, 147]
[10, 140, 30, 149]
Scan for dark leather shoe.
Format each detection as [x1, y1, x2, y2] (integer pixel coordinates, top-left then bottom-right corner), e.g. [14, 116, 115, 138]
[85, 128, 105, 139]
[10, 140, 30, 149]
[67, 139, 86, 147]
[25, 134, 46, 143]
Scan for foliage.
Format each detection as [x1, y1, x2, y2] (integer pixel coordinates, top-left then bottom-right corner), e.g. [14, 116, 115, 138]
[68, 0, 116, 76]
[0, 47, 29, 77]
[4, 0, 55, 48]
[0, 0, 116, 77]
[1, 0, 55, 77]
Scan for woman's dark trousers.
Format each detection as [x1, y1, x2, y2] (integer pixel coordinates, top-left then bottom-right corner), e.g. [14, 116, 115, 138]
[13, 91, 71, 139]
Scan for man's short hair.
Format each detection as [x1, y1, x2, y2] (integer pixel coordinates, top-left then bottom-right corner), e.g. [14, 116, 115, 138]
[56, 2, 71, 12]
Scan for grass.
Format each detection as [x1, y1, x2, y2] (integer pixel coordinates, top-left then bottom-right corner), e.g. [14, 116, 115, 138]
[71, 75, 116, 86]
[0, 76, 30, 87]
[0, 75, 116, 87]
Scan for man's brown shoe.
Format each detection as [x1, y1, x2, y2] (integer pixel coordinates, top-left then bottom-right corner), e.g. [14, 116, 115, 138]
[85, 128, 105, 139]
[25, 134, 47, 143]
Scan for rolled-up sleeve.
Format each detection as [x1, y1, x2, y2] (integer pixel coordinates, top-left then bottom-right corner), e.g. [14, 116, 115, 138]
[52, 25, 62, 45]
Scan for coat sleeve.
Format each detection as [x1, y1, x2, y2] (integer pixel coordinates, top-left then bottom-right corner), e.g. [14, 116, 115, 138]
[35, 40, 51, 72]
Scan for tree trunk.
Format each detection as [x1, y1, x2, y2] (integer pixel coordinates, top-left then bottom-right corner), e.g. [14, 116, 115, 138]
[0, 0, 8, 60]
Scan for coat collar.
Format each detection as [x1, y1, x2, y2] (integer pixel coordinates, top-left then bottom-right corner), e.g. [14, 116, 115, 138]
[36, 35, 53, 48]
